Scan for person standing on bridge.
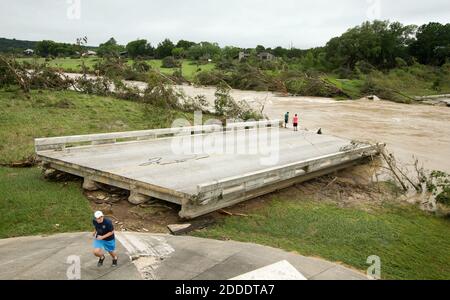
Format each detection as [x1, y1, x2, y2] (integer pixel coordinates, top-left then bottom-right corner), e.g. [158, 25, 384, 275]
[284, 112, 290, 128]
[92, 211, 118, 267]
[293, 114, 299, 131]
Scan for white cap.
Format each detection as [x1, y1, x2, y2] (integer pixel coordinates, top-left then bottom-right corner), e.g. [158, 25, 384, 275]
[94, 211, 104, 219]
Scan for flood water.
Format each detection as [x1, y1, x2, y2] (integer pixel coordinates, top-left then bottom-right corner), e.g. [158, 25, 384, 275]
[178, 85, 450, 173]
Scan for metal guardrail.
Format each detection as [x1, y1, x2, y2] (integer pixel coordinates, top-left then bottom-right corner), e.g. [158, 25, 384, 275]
[35, 120, 283, 152]
[196, 144, 380, 205]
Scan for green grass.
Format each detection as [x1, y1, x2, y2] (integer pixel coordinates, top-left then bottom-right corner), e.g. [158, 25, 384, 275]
[325, 76, 365, 99]
[0, 167, 92, 238]
[0, 87, 213, 238]
[0, 88, 198, 164]
[146, 59, 215, 80]
[383, 65, 450, 96]
[17, 57, 215, 81]
[17, 57, 98, 73]
[193, 197, 450, 280]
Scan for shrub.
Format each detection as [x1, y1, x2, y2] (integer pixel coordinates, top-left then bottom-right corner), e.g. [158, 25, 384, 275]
[181, 95, 209, 112]
[426, 171, 450, 207]
[355, 60, 376, 75]
[93, 57, 147, 81]
[194, 70, 227, 86]
[161, 56, 181, 68]
[132, 60, 151, 73]
[213, 83, 262, 120]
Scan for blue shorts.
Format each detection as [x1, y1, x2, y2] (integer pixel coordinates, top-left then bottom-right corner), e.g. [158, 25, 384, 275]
[93, 239, 116, 253]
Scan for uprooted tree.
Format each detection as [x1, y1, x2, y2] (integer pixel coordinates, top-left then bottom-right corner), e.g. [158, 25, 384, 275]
[0, 55, 261, 120]
[380, 147, 450, 213]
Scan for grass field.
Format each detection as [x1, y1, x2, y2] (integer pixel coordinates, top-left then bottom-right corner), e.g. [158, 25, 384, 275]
[194, 195, 450, 280]
[0, 88, 197, 164]
[17, 57, 215, 81]
[0, 88, 205, 237]
[0, 167, 92, 238]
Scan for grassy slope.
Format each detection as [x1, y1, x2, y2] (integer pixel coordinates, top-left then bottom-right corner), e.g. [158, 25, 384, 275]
[194, 197, 450, 280]
[0, 88, 195, 164]
[325, 77, 365, 99]
[0, 88, 204, 238]
[17, 57, 215, 81]
[0, 167, 92, 238]
[326, 64, 450, 100]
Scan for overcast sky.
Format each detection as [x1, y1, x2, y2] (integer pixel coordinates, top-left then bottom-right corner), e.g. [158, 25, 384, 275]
[1, 0, 449, 49]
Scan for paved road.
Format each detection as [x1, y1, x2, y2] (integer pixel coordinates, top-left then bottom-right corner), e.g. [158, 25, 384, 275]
[0, 232, 367, 280]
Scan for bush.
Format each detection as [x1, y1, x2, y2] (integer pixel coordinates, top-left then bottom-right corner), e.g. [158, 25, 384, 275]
[194, 70, 227, 86]
[282, 72, 348, 98]
[228, 64, 272, 91]
[426, 171, 450, 207]
[436, 187, 450, 207]
[132, 60, 151, 73]
[355, 60, 376, 75]
[395, 57, 408, 68]
[213, 83, 262, 120]
[93, 57, 147, 81]
[0, 56, 20, 88]
[161, 56, 181, 68]
[216, 58, 235, 70]
[181, 95, 209, 112]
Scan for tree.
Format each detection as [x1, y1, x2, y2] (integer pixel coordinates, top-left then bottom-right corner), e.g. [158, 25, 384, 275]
[35, 40, 77, 57]
[97, 38, 125, 57]
[221, 46, 241, 60]
[325, 20, 416, 70]
[171, 47, 185, 58]
[156, 39, 175, 59]
[272, 46, 288, 58]
[409, 22, 450, 66]
[161, 56, 181, 68]
[35, 40, 56, 57]
[126, 39, 154, 58]
[176, 40, 197, 50]
[255, 45, 266, 53]
[186, 42, 221, 60]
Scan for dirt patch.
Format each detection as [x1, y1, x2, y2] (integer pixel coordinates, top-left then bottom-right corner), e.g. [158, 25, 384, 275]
[86, 183, 219, 233]
[218, 163, 403, 216]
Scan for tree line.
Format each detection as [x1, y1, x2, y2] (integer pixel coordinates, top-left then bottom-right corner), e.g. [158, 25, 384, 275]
[5, 20, 449, 71]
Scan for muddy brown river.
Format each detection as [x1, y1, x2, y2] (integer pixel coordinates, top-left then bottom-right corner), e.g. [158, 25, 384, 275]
[179, 85, 450, 173]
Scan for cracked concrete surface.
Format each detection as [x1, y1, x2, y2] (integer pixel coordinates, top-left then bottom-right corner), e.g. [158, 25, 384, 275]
[0, 232, 367, 280]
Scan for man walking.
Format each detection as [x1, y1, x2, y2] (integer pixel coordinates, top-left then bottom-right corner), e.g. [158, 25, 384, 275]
[92, 211, 118, 267]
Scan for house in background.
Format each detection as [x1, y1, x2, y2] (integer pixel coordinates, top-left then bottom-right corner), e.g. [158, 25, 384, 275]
[238, 51, 276, 61]
[238, 51, 251, 61]
[23, 48, 34, 55]
[257, 52, 275, 61]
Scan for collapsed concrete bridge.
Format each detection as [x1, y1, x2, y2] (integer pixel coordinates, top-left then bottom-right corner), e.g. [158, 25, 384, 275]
[35, 120, 382, 219]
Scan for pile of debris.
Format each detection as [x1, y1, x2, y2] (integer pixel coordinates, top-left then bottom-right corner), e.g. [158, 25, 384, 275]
[414, 94, 450, 107]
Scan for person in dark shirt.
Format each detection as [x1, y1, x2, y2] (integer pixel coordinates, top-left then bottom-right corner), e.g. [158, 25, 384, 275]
[284, 112, 290, 128]
[92, 211, 118, 267]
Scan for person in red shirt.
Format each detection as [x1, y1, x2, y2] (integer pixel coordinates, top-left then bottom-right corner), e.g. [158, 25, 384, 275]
[293, 114, 299, 131]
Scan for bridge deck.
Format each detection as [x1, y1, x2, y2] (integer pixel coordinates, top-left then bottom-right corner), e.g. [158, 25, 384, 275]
[35, 122, 380, 218]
